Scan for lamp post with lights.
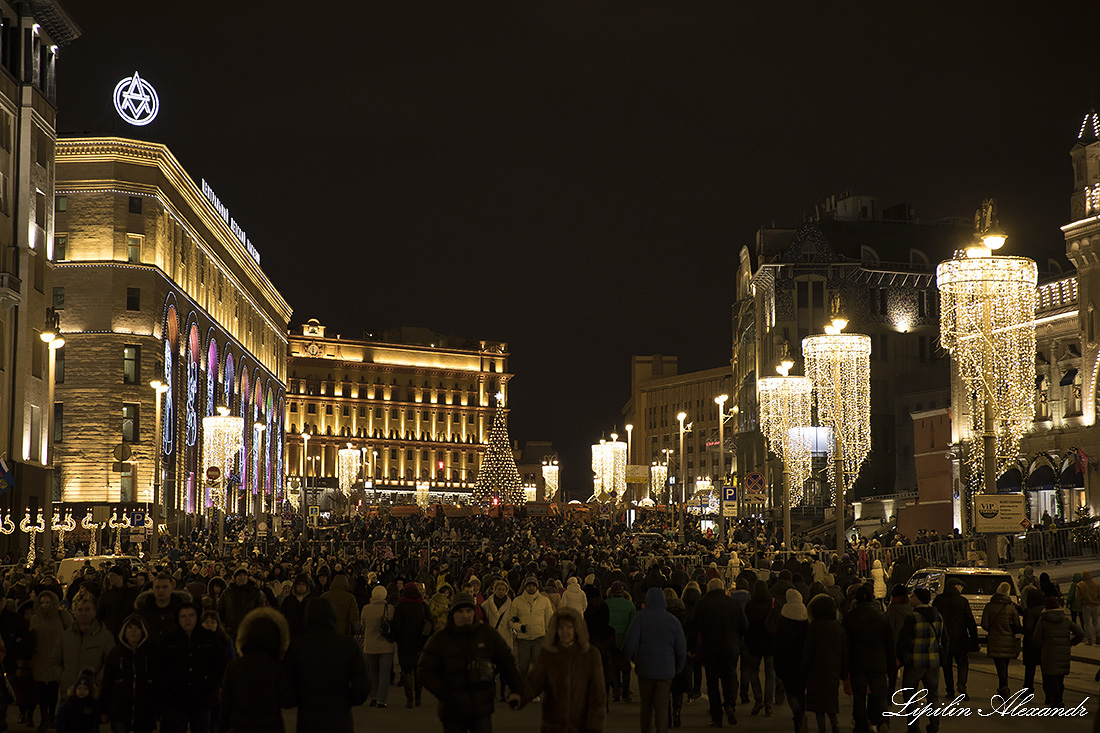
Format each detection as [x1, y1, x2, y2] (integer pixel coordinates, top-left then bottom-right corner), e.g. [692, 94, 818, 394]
[677, 412, 690, 544]
[40, 308, 64, 559]
[149, 380, 169, 553]
[714, 394, 730, 547]
[803, 304, 871, 554]
[937, 199, 1035, 565]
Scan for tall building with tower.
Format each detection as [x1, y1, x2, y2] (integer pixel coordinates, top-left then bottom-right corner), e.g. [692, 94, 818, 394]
[0, 1, 79, 552]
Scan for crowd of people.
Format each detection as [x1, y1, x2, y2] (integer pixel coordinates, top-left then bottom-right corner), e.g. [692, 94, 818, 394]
[0, 513, 1090, 733]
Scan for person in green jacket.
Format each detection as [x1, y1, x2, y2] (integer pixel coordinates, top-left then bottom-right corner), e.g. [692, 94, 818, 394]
[605, 581, 636, 703]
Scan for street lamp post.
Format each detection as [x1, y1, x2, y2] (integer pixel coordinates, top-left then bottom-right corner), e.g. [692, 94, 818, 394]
[625, 424, 633, 466]
[300, 432, 310, 544]
[714, 395, 729, 547]
[677, 412, 688, 544]
[40, 308, 64, 561]
[937, 199, 1035, 566]
[149, 380, 169, 554]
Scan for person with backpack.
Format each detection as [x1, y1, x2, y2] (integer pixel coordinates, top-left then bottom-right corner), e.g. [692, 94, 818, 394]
[360, 586, 396, 708]
[897, 588, 945, 733]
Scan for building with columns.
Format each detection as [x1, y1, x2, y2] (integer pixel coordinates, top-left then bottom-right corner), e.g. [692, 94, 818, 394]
[285, 320, 509, 508]
[52, 138, 291, 525]
[0, 1, 79, 552]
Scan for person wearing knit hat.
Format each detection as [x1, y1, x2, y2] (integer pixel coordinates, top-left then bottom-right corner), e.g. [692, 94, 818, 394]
[360, 585, 396, 707]
[775, 588, 809, 733]
[559, 576, 588, 614]
[56, 668, 98, 733]
[511, 572, 555, 683]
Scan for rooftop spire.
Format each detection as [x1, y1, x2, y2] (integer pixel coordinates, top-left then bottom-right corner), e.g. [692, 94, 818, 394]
[1078, 109, 1100, 144]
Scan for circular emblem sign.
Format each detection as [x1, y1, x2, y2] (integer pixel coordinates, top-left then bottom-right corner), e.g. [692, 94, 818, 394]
[113, 72, 159, 126]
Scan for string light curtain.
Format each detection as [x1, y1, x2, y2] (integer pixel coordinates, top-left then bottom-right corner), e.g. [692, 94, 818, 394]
[591, 436, 627, 501]
[337, 444, 361, 495]
[202, 411, 243, 511]
[473, 396, 524, 505]
[937, 253, 1037, 500]
[542, 460, 560, 501]
[649, 462, 668, 504]
[757, 376, 814, 505]
[802, 333, 871, 502]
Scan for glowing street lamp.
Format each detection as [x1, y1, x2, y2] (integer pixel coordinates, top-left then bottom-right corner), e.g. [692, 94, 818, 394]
[803, 302, 871, 554]
[937, 199, 1036, 549]
[757, 349, 813, 548]
[677, 412, 690, 544]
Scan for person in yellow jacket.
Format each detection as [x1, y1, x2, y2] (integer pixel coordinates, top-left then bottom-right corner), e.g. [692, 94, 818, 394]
[510, 575, 554, 680]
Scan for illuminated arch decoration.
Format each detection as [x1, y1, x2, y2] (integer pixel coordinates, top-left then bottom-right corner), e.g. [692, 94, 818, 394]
[206, 335, 218, 416]
[162, 303, 178, 457]
[252, 376, 263, 496]
[276, 395, 285, 505]
[224, 354, 235, 413]
[186, 324, 200, 449]
[240, 366, 251, 499]
[265, 386, 275, 496]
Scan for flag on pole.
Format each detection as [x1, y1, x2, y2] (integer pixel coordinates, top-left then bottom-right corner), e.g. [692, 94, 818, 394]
[1075, 447, 1091, 473]
[0, 456, 13, 497]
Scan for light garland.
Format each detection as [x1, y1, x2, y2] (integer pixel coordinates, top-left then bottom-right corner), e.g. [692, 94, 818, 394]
[415, 481, 430, 509]
[937, 252, 1036, 515]
[591, 435, 627, 502]
[757, 375, 813, 504]
[81, 512, 97, 555]
[202, 410, 244, 511]
[20, 509, 45, 568]
[803, 332, 872, 502]
[472, 395, 524, 506]
[337, 444, 361, 495]
[0, 511, 14, 535]
[649, 462, 668, 504]
[541, 460, 560, 501]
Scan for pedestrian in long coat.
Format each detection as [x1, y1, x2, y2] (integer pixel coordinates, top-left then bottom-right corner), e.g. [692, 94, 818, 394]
[801, 594, 846, 733]
[391, 582, 430, 707]
[100, 615, 156, 733]
[219, 608, 290, 733]
[1031, 597, 1084, 707]
[981, 582, 1021, 697]
[30, 590, 71, 731]
[775, 589, 808, 733]
[521, 607, 606, 732]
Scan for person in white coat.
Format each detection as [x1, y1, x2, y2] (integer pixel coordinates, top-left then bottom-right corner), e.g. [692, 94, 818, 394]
[482, 579, 515, 653]
[871, 559, 888, 608]
[559, 577, 588, 614]
[510, 575, 555, 681]
[360, 585, 396, 707]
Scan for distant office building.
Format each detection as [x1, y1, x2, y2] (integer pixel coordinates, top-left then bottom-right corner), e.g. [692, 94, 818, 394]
[285, 320, 508, 508]
[53, 138, 292, 522]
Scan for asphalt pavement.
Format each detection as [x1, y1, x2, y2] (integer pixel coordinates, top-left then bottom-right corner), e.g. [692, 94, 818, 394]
[263, 654, 1097, 732]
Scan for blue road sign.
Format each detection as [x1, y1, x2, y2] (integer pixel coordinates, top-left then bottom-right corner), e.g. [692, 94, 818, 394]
[724, 485, 736, 503]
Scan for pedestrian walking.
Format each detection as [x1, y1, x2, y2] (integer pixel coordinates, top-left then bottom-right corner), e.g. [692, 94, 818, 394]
[897, 588, 945, 733]
[606, 580, 636, 703]
[1076, 570, 1100, 644]
[1020, 587, 1045, 697]
[511, 575, 555, 683]
[419, 592, 522, 733]
[775, 589, 808, 733]
[30, 590, 71, 732]
[1031, 596, 1084, 707]
[884, 585, 914, 693]
[216, 570, 266, 640]
[521, 607, 606, 733]
[801, 594, 846, 733]
[279, 598, 369, 733]
[843, 585, 891, 733]
[981, 582, 1022, 698]
[360, 585, 396, 707]
[159, 602, 229, 733]
[101, 615, 156, 733]
[931, 578, 978, 700]
[870, 560, 888, 608]
[622, 587, 686, 733]
[742, 580, 776, 717]
[218, 608, 289, 733]
[690, 578, 747, 728]
[392, 582, 430, 708]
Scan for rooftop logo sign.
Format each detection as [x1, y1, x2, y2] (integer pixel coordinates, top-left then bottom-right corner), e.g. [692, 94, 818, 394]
[113, 72, 159, 126]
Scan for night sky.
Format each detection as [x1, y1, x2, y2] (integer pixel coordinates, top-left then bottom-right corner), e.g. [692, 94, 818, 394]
[57, 1, 1100, 497]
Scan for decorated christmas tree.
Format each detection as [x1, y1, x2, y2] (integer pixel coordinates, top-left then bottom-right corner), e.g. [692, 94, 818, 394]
[473, 394, 524, 506]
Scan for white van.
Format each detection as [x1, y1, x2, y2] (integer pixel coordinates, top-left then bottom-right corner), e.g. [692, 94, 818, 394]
[906, 566, 1020, 632]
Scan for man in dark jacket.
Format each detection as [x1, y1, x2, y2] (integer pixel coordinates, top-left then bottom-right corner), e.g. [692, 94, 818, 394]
[279, 597, 369, 733]
[931, 578, 978, 700]
[897, 588, 945, 733]
[217, 569, 266, 638]
[279, 575, 313, 638]
[419, 592, 521, 732]
[136, 574, 190, 648]
[843, 585, 893, 733]
[96, 566, 138, 638]
[159, 602, 229, 733]
[691, 577, 748, 727]
[623, 587, 687, 733]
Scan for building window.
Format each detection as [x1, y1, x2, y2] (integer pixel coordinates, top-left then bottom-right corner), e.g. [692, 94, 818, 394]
[325, 404, 333, 415]
[127, 235, 141, 264]
[342, 406, 349, 417]
[122, 403, 139, 443]
[128, 196, 142, 214]
[289, 403, 298, 413]
[126, 288, 140, 311]
[390, 449, 397, 460]
[53, 234, 66, 261]
[54, 195, 66, 212]
[123, 346, 140, 384]
[120, 464, 133, 502]
[53, 402, 62, 443]
[51, 286, 64, 309]
[306, 404, 316, 414]
[55, 346, 64, 383]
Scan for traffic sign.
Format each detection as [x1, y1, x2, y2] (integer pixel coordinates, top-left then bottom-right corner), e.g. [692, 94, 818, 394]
[308, 506, 320, 517]
[130, 512, 145, 528]
[113, 445, 132, 462]
[206, 466, 221, 481]
[746, 472, 765, 493]
[723, 485, 737, 503]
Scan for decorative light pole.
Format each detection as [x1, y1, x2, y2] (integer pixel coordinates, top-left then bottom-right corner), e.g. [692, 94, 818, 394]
[253, 421, 266, 515]
[625, 424, 633, 465]
[803, 302, 871, 554]
[591, 434, 627, 503]
[108, 509, 131, 555]
[757, 348, 813, 550]
[202, 406, 244, 549]
[0, 510, 14, 536]
[81, 511, 97, 555]
[649, 458, 668, 506]
[677, 412, 691, 544]
[937, 199, 1036, 558]
[20, 508, 45, 567]
[337, 443, 361, 513]
[541, 456, 560, 503]
[40, 308, 64, 560]
[714, 394, 730, 546]
[51, 510, 75, 555]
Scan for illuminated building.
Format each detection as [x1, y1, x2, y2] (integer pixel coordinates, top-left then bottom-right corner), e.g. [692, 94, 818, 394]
[0, 3, 79, 550]
[285, 320, 509, 506]
[52, 138, 291, 522]
[622, 357, 733, 502]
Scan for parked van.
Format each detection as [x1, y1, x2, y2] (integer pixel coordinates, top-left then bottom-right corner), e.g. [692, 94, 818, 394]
[906, 566, 1019, 632]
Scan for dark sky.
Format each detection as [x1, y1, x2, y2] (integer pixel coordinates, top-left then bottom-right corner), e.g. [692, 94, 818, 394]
[57, 1, 1100, 496]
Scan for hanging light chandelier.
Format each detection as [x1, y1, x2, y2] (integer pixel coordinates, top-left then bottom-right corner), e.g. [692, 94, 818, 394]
[337, 443, 361, 495]
[202, 406, 243, 512]
[591, 434, 627, 502]
[757, 370, 813, 505]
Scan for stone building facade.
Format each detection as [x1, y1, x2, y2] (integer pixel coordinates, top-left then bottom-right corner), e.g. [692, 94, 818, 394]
[52, 138, 291, 525]
[285, 320, 508, 508]
[0, 2, 78, 550]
